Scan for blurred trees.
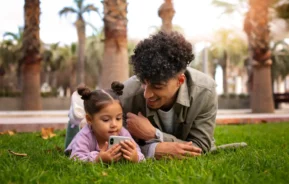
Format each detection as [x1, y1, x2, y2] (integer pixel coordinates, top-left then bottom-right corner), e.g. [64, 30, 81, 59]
[59, 0, 100, 85]
[99, 0, 129, 89]
[21, 0, 42, 110]
[209, 29, 248, 94]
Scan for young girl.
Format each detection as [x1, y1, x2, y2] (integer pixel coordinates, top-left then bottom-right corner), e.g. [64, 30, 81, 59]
[65, 82, 145, 163]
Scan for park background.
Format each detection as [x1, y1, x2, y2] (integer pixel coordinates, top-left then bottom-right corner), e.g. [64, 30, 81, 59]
[0, 1, 289, 184]
[0, 0, 288, 112]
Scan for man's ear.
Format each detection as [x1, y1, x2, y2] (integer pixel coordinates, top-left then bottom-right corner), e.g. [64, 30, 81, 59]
[86, 114, 92, 124]
[178, 74, 186, 86]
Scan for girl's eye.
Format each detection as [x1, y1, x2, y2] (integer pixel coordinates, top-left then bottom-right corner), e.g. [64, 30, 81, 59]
[116, 117, 122, 121]
[102, 119, 110, 122]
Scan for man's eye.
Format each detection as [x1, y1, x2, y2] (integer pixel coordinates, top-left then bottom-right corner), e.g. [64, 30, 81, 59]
[153, 85, 162, 89]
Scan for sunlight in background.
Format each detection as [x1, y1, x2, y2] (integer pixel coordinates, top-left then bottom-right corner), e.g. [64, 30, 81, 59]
[0, 0, 243, 44]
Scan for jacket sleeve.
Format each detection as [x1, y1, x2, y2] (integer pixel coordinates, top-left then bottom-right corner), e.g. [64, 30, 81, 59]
[70, 134, 99, 162]
[162, 88, 217, 153]
[186, 88, 217, 153]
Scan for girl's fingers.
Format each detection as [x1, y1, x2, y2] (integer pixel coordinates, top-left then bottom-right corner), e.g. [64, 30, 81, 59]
[123, 154, 131, 161]
[101, 142, 109, 151]
[113, 152, 122, 160]
[120, 140, 135, 150]
[121, 148, 131, 156]
[120, 141, 131, 151]
[108, 144, 121, 153]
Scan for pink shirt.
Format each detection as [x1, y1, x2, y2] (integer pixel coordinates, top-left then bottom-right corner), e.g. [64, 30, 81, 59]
[65, 125, 145, 162]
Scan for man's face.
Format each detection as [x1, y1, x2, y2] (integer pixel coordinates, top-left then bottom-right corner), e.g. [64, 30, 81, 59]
[142, 74, 185, 110]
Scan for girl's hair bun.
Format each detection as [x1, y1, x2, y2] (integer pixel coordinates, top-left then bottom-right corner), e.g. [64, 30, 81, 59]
[111, 81, 124, 96]
[77, 84, 91, 100]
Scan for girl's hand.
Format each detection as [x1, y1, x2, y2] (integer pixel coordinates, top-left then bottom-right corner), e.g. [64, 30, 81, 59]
[120, 140, 139, 163]
[95, 142, 122, 163]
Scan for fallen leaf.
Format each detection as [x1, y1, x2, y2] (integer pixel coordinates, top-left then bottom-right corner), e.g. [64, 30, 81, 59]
[0, 130, 16, 136]
[102, 171, 108, 176]
[8, 149, 27, 157]
[41, 128, 56, 139]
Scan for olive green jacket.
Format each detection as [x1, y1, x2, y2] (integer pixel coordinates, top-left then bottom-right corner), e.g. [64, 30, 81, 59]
[120, 67, 217, 154]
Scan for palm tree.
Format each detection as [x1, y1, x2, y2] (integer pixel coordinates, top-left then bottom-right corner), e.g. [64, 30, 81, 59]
[3, 27, 24, 90]
[158, 0, 175, 34]
[99, 0, 129, 89]
[271, 40, 289, 84]
[212, 0, 275, 112]
[244, 0, 274, 113]
[59, 0, 100, 85]
[21, 0, 42, 110]
[209, 29, 248, 94]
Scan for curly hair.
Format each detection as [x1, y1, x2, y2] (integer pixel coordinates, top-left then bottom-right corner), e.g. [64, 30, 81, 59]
[130, 31, 194, 83]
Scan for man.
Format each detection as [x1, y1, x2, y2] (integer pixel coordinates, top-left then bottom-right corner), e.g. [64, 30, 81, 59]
[65, 31, 217, 159]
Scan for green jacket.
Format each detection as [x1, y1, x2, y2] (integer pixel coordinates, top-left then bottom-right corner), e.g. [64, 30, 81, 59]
[121, 67, 217, 153]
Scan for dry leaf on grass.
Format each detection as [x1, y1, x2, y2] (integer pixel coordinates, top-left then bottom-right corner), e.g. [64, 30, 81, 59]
[102, 172, 108, 176]
[8, 149, 27, 157]
[0, 130, 16, 136]
[41, 128, 56, 139]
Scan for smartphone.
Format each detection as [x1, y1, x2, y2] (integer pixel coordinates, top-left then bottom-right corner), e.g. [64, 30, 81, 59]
[108, 136, 131, 148]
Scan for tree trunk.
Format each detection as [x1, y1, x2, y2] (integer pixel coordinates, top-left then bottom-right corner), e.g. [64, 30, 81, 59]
[221, 50, 228, 94]
[21, 0, 42, 110]
[100, 0, 129, 89]
[22, 63, 42, 109]
[158, 0, 175, 34]
[75, 17, 86, 85]
[245, 0, 274, 113]
[222, 65, 228, 94]
[251, 64, 274, 113]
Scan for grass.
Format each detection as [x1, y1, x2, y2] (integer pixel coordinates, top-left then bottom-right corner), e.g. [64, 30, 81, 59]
[1, 123, 289, 184]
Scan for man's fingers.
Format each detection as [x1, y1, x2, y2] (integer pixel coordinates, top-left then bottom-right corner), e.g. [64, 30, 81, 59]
[126, 112, 137, 119]
[182, 149, 201, 156]
[182, 144, 202, 153]
[138, 112, 145, 118]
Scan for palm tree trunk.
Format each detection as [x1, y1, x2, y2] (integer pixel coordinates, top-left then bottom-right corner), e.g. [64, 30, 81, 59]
[100, 0, 129, 89]
[246, 0, 274, 113]
[221, 50, 228, 94]
[75, 17, 86, 85]
[158, 0, 175, 34]
[21, 0, 42, 110]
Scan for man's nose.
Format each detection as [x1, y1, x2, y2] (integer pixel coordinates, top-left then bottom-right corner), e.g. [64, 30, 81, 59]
[143, 85, 153, 99]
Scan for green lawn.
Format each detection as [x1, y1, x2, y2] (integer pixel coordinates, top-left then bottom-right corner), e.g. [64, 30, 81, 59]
[0, 123, 289, 184]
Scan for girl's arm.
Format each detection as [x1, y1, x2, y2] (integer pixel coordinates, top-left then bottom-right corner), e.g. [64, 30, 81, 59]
[69, 134, 99, 162]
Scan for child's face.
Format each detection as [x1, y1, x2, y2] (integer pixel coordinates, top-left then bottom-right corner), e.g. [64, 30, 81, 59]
[89, 101, 123, 143]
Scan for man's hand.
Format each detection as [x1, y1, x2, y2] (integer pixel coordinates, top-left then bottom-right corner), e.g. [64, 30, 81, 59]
[155, 142, 202, 159]
[126, 112, 156, 141]
[120, 140, 139, 162]
[95, 142, 122, 163]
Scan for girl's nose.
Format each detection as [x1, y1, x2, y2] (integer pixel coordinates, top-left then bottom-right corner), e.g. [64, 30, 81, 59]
[110, 119, 117, 127]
